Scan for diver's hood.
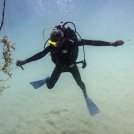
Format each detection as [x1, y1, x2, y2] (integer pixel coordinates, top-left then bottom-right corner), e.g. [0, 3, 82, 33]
[48, 29, 64, 47]
[50, 29, 64, 42]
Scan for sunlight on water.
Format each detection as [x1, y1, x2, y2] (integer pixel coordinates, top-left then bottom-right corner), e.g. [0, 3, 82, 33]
[30, 0, 80, 15]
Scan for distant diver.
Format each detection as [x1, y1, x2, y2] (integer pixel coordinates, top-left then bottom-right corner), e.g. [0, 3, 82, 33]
[16, 21, 124, 97]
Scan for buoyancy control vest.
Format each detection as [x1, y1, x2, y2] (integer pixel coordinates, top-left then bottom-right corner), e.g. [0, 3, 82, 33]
[44, 21, 86, 68]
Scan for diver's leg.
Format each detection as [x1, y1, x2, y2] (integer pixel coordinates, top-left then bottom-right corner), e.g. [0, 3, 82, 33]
[70, 66, 87, 97]
[46, 66, 62, 89]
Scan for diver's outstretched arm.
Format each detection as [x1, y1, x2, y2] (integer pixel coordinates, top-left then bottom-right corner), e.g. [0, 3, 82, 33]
[78, 39, 124, 47]
[16, 46, 51, 67]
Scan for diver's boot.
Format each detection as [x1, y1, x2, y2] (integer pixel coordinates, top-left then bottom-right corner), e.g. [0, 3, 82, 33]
[79, 82, 88, 97]
[82, 87, 88, 98]
[83, 90, 88, 98]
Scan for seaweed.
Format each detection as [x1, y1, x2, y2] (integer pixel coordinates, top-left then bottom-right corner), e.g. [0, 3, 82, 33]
[0, 36, 15, 93]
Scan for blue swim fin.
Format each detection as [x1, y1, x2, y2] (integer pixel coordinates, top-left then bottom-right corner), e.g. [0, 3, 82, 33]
[30, 77, 50, 89]
[84, 95, 100, 116]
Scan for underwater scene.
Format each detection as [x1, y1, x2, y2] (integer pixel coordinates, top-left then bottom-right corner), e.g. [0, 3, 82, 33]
[0, 0, 134, 134]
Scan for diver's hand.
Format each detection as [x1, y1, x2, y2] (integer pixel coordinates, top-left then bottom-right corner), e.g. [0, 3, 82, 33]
[111, 40, 124, 47]
[16, 60, 26, 67]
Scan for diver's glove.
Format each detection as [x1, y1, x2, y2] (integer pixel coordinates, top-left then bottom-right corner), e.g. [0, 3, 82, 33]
[16, 60, 27, 67]
[111, 40, 124, 47]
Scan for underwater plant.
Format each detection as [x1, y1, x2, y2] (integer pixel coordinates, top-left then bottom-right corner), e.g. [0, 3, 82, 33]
[0, 36, 15, 93]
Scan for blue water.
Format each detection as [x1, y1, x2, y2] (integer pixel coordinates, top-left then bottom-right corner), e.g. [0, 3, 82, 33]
[0, 0, 134, 134]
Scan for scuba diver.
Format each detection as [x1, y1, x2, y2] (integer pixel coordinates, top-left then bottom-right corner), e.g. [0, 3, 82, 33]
[16, 22, 124, 97]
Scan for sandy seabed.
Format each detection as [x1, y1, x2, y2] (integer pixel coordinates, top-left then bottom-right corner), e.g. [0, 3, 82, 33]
[0, 68, 134, 134]
[0, 48, 134, 134]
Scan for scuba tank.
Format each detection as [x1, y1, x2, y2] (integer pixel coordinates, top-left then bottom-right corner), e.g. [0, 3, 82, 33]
[43, 21, 87, 69]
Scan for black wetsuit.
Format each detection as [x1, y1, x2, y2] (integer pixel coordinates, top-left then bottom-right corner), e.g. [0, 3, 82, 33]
[25, 39, 112, 94]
